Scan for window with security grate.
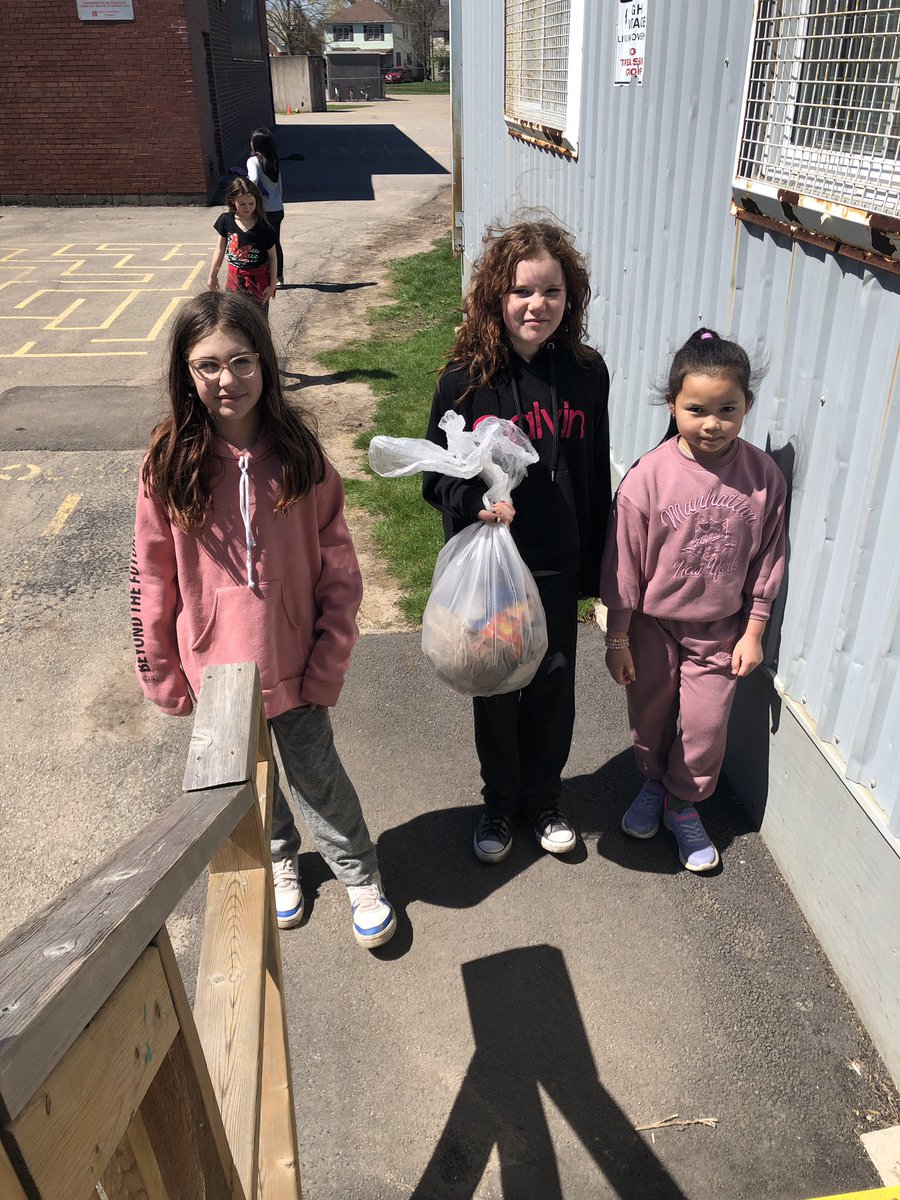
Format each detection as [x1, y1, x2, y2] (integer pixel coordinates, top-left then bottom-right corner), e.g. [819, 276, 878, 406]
[736, 0, 900, 216]
[504, 0, 584, 154]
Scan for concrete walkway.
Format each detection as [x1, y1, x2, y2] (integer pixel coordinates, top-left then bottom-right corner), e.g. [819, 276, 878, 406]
[0, 94, 896, 1200]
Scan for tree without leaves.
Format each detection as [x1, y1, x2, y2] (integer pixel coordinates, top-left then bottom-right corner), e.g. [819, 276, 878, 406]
[266, 0, 331, 55]
[387, 0, 437, 76]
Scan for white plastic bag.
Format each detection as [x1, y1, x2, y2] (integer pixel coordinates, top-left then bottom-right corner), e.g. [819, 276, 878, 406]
[369, 413, 548, 696]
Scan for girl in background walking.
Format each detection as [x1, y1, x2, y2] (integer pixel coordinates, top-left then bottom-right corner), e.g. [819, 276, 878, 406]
[208, 178, 277, 311]
[247, 127, 285, 285]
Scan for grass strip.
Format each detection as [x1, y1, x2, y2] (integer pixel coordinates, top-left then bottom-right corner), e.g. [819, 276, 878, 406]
[317, 235, 460, 623]
[385, 81, 450, 95]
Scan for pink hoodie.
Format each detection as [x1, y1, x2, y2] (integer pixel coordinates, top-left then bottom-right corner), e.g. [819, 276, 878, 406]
[601, 436, 787, 631]
[131, 433, 362, 717]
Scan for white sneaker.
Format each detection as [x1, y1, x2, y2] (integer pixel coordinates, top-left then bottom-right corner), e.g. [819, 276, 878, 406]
[272, 856, 304, 929]
[347, 879, 396, 948]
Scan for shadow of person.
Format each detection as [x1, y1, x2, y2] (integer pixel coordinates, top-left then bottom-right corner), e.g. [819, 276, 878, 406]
[723, 438, 796, 831]
[376, 804, 582, 913]
[411, 945, 688, 1199]
[563, 750, 755, 877]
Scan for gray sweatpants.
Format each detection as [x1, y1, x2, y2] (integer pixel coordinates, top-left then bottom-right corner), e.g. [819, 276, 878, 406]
[269, 704, 380, 888]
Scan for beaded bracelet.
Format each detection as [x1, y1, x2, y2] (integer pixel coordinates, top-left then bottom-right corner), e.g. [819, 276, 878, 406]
[605, 635, 630, 650]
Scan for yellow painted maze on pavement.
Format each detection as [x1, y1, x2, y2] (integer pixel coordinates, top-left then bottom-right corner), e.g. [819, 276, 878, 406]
[0, 242, 209, 358]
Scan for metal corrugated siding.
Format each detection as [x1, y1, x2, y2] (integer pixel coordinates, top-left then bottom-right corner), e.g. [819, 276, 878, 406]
[457, 1, 900, 832]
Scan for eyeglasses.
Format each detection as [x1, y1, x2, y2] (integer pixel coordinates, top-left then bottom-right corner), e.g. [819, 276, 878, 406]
[187, 353, 260, 381]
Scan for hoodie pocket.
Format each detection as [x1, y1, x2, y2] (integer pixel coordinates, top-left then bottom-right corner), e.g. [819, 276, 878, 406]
[189, 580, 313, 688]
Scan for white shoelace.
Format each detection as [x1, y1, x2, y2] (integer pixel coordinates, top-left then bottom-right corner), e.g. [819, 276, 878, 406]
[238, 453, 257, 588]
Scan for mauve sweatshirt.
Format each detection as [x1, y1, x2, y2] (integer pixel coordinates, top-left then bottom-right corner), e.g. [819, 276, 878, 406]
[600, 436, 787, 632]
[131, 433, 362, 718]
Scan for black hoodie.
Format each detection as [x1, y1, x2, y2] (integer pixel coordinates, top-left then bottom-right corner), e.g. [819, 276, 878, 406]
[422, 342, 611, 597]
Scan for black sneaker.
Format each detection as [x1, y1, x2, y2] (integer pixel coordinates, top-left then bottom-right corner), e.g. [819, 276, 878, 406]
[534, 809, 577, 854]
[473, 813, 513, 863]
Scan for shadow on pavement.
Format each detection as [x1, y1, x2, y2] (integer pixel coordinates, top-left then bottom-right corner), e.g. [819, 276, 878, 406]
[279, 367, 395, 392]
[410, 944, 689, 1200]
[281, 280, 377, 293]
[274, 125, 449, 202]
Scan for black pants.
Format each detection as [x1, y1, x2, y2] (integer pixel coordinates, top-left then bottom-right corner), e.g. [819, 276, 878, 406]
[268, 210, 284, 280]
[472, 571, 578, 821]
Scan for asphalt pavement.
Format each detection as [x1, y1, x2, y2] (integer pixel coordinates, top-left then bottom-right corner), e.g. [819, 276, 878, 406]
[0, 94, 896, 1200]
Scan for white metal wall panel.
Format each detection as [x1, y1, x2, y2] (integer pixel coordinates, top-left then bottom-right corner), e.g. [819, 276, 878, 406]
[457, 1, 900, 832]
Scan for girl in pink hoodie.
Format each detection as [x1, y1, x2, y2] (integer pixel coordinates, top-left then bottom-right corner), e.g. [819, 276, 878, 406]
[600, 329, 787, 872]
[131, 291, 395, 948]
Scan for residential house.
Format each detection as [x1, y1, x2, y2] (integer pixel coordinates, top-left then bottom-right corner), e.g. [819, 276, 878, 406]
[451, 0, 900, 1088]
[323, 0, 417, 98]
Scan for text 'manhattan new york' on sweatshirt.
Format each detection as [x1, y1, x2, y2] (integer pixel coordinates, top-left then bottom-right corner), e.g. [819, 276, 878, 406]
[131, 432, 362, 718]
[600, 436, 787, 632]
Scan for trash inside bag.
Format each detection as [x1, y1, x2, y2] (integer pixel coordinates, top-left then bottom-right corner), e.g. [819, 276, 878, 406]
[369, 413, 548, 696]
[422, 520, 548, 696]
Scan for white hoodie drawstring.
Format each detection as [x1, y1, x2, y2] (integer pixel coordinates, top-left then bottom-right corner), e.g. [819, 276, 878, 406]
[238, 453, 256, 588]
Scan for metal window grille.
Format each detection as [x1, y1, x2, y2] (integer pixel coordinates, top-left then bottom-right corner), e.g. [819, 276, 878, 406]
[737, 0, 900, 215]
[505, 0, 571, 130]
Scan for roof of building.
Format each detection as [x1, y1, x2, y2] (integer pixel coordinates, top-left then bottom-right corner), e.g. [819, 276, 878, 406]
[327, 0, 405, 24]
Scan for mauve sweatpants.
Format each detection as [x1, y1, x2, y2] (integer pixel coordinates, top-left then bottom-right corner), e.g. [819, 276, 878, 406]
[625, 610, 742, 805]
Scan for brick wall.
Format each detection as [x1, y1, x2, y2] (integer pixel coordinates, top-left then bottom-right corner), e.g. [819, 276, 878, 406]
[0, 0, 274, 205]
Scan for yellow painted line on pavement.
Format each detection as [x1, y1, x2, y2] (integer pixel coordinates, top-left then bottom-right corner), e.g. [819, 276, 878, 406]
[14, 290, 50, 310]
[0, 345, 147, 358]
[0, 249, 27, 262]
[61, 259, 87, 276]
[43, 299, 86, 329]
[807, 1189, 900, 1199]
[48, 290, 140, 331]
[41, 494, 81, 538]
[93, 294, 191, 342]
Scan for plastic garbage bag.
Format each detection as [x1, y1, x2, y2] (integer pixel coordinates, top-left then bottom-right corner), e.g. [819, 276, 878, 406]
[368, 413, 548, 696]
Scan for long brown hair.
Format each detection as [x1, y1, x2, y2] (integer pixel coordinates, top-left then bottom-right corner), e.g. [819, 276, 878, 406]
[226, 176, 271, 228]
[447, 220, 596, 396]
[143, 291, 325, 531]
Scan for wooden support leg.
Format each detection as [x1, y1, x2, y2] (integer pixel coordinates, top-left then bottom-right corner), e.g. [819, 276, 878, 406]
[153, 928, 246, 1200]
[194, 801, 270, 1200]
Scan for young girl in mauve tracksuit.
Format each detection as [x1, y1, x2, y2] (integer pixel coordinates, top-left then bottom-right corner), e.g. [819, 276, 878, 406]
[600, 328, 787, 872]
[423, 220, 611, 865]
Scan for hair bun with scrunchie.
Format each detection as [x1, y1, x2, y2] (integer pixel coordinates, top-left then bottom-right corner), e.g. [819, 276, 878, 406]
[691, 327, 719, 342]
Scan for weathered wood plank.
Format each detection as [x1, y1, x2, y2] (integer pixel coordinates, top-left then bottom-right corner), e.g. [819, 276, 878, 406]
[183, 663, 262, 793]
[99, 1111, 170, 1200]
[0, 781, 254, 1125]
[6, 947, 177, 1200]
[194, 849, 268, 1200]
[209, 802, 269, 875]
[257, 900, 302, 1200]
[152, 928, 245, 1200]
[139, 1030, 240, 1200]
[256, 701, 274, 843]
[0, 1141, 29, 1200]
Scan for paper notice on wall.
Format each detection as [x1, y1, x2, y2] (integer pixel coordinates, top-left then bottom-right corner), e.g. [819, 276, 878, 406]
[615, 0, 646, 85]
[76, 0, 135, 19]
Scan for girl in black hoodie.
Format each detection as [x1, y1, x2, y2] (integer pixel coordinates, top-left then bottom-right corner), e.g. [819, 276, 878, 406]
[424, 221, 611, 863]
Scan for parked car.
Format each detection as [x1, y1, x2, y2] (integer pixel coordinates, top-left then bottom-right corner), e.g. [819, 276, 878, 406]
[384, 67, 414, 83]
